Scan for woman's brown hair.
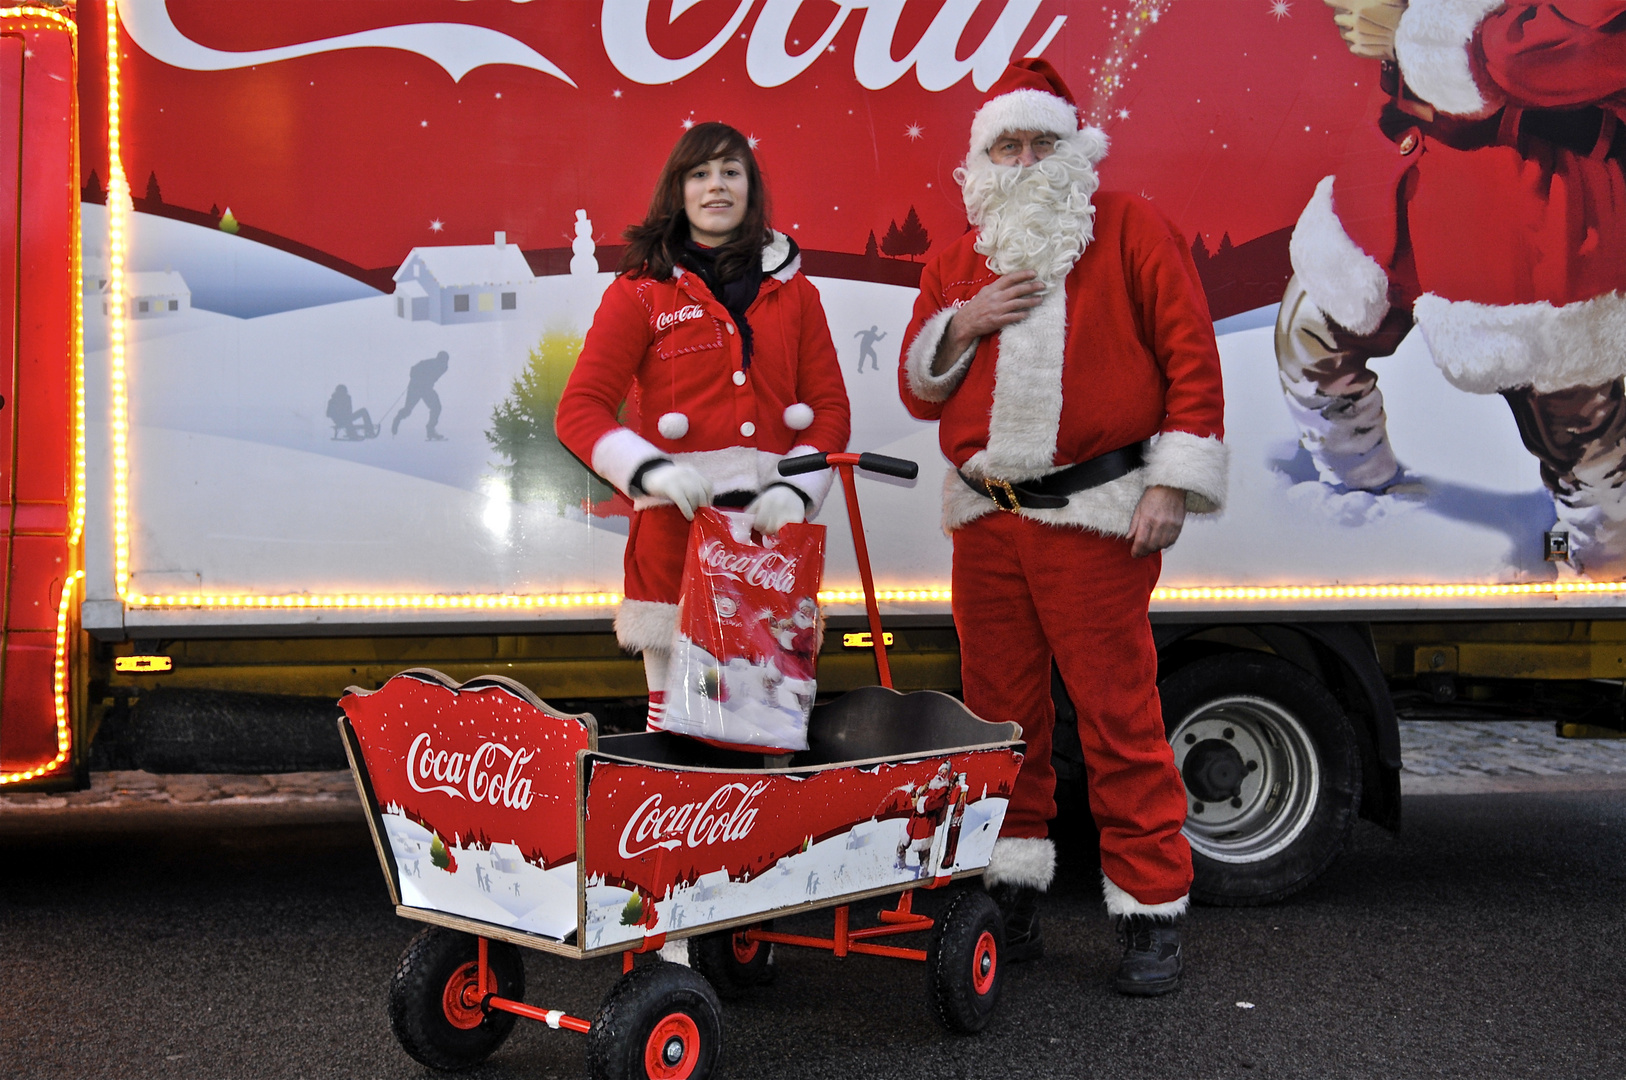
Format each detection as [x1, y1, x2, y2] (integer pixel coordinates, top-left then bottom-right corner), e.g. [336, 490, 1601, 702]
[619, 122, 771, 282]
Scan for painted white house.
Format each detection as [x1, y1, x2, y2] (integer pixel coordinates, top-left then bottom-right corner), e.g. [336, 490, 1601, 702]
[107, 270, 191, 319]
[392, 232, 533, 325]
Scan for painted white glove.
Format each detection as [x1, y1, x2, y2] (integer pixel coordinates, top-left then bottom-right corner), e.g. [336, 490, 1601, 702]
[639, 462, 712, 520]
[746, 484, 806, 535]
[1324, 0, 1405, 62]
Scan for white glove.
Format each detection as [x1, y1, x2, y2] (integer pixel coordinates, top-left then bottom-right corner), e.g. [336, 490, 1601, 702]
[746, 484, 806, 535]
[639, 462, 712, 520]
[1324, 0, 1405, 61]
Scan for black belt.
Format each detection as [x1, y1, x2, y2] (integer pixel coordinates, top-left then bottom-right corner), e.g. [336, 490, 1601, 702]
[959, 443, 1145, 512]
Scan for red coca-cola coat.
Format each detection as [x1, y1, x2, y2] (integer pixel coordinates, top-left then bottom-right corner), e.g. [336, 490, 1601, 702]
[898, 192, 1227, 537]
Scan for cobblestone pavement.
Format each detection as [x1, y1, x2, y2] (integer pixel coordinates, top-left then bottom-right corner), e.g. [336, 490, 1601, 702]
[4, 721, 1626, 813]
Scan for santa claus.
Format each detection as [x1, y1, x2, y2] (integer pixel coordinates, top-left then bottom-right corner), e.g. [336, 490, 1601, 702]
[899, 59, 1226, 996]
[1279, 0, 1626, 575]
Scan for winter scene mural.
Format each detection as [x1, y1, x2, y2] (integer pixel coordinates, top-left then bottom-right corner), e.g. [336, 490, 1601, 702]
[82, 0, 1626, 604]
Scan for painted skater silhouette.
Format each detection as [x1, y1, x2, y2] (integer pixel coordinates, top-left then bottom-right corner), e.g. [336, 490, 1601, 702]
[392, 350, 449, 440]
[325, 384, 378, 440]
[853, 326, 886, 373]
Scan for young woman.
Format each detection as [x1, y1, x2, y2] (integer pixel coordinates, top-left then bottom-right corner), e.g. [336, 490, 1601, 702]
[556, 122, 851, 728]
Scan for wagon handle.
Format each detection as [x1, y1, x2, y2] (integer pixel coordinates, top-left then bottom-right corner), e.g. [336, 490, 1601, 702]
[777, 452, 919, 689]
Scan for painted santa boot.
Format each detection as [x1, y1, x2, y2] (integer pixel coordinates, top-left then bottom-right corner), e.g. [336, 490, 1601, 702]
[1502, 382, 1626, 579]
[983, 837, 1054, 964]
[1275, 275, 1411, 490]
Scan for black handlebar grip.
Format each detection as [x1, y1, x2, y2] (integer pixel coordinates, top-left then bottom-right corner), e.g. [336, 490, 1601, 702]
[857, 453, 918, 479]
[777, 452, 830, 476]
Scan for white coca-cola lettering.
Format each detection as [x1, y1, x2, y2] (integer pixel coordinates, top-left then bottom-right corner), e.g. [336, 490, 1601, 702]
[406, 732, 537, 809]
[656, 304, 707, 332]
[604, 0, 1060, 91]
[618, 780, 768, 858]
[695, 538, 800, 593]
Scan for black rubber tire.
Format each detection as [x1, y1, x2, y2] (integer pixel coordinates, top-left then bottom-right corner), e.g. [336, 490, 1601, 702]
[1161, 652, 1362, 907]
[925, 889, 1005, 1034]
[688, 922, 775, 1001]
[587, 962, 723, 1080]
[387, 926, 524, 1071]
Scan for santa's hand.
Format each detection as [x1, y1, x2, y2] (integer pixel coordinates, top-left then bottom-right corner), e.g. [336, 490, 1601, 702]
[640, 462, 712, 520]
[1323, 0, 1404, 62]
[1129, 485, 1188, 558]
[933, 271, 1046, 374]
[746, 484, 806, 535]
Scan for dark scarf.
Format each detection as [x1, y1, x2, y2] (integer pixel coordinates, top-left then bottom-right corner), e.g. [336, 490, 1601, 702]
[678, 241, 766, 369]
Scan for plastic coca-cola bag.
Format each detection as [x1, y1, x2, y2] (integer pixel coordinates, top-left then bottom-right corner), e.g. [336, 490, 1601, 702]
[660, 508, 825, 753]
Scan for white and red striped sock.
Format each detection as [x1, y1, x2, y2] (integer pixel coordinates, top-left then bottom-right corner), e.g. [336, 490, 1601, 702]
[645, 690, 666, 731]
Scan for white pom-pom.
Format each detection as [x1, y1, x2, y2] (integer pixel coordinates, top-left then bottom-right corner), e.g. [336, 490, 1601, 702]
[657, 412, 689, 440]
[782, 403, 814, 431]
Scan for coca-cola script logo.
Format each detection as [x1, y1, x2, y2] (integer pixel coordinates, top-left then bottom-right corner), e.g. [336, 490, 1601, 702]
[406, 732, 538, 810]
[696, 539, 799, 593]
[655, 304, 707, 332]
[619, 780, 768, 857]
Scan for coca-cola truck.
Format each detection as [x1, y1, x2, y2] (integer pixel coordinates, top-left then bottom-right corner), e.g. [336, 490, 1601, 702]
[5, 0, 1622, 906]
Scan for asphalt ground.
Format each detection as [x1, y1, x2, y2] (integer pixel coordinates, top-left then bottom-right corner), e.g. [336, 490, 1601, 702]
[4, 782, 1625, 1079]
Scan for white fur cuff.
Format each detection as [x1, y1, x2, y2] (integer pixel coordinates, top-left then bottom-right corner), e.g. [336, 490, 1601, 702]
[1102, 871, 1189, 918]
[905, 307, 974, 403]
[1289, 176, 1391, 336]
[983, 836, 1056, 890]
[614, 599, 679, 654]
[770, 444, 835, 518]
[1415, 291, 1626, 395]
[592, 427, 665, 496]
[1145, 431, 1228, 514]
[1395, 0, 1505, 118]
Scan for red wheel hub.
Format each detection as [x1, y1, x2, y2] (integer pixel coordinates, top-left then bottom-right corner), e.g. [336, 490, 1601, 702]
[731, 930, 760, 965]
[972, 930, 998, 995]
[644, 1012, 701, 1080]
[440, 961, 486, 1030]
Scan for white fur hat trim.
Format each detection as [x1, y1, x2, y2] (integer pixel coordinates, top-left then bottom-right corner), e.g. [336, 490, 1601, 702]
[782, 403, 814, 431]
[657, 412, 689, 440]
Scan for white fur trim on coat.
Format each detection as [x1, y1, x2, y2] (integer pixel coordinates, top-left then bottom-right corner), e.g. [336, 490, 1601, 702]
[773, 443, 835, 516]
[1414, 291, 1626, 395]
[763, 230, 799, 281]
[1102, 871, 1189, 919]
[983, 836, 1056, 890]
[942, 464, 1149, 537]
[1145, 431, 1228, 514]
[1394, 0, 1505, 118]
[983, 287, 1069, 480]
[968, 88, 1105, 163]
[592, 426, 665, 495]
[1289, 176, 1391, 336]
[615, 598, 679, 654]
[905, 307, 975, 403]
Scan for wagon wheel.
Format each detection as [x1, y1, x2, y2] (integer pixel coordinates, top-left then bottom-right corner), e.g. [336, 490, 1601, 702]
[925, 889, 1005, 1034]
[587, 962, 722, 1080]
[688, 922, 775, 1000]
[388, 926, 525, 1070]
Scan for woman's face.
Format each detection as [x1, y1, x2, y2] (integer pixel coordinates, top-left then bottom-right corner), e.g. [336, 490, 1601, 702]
[683, 155, 749, 246]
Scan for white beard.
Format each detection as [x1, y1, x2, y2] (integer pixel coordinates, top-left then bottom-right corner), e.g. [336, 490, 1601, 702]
[956, 136, 1100, 287]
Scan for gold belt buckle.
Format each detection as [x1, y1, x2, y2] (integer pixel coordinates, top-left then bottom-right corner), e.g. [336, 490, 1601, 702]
[984, 478, 1022, 513]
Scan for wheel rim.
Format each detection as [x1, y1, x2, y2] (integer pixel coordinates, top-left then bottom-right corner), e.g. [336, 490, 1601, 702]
[440, 961, 485, 1031]
[731, 929, 760, 965]
[644, 1013, 701, 1080]
[971, 930, 998, 995]
[1169, 694, 1321, 864]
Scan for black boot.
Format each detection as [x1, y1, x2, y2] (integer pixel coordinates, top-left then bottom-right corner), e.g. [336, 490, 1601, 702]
[986, 883, 1043, 963]
[1114, 914, 1183, 996]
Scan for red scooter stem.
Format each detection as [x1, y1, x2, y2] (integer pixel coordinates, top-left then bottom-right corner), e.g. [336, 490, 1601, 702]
[828, 456, 892, 689]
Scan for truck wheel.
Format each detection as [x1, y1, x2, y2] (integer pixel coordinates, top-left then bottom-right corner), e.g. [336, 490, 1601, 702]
[587, 962, 722, 1080]
[688, 923, 775, 1000]
[1161, 653, 1361, 906]
[925, 889, 1005, 1034]
[388, 926, 524, 1071]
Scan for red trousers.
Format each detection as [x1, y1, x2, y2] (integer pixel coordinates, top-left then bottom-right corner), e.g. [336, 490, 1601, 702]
[952, 512, 1192, 905]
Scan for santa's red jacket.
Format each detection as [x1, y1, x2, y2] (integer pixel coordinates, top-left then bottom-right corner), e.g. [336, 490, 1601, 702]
[899, 193, 1227, 535]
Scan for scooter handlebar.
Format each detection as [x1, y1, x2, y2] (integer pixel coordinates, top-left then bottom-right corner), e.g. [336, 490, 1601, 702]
[777, 452, 919, 480]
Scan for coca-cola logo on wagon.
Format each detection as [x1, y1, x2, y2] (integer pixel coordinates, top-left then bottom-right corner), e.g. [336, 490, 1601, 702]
[405, 732, 539, 810]
[618, 780, 768, 858]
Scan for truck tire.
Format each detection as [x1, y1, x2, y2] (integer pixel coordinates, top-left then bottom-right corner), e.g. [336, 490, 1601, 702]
[1160, 653, 1361, 906]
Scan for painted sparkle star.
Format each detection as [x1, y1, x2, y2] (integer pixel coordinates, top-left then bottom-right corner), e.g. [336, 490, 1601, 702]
[747, 134, 760, 149]
[1117, 108, 1130, 120]
[1269, 0, 1292, 19]
[905, 123, 924, 141]
[429, 219, 444, 232]
[681, 117, 695, 130]
[612, 89, 622, 98]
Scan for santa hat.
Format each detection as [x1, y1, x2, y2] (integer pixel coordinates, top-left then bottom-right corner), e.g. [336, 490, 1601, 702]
[967, 58, 1107, 165]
